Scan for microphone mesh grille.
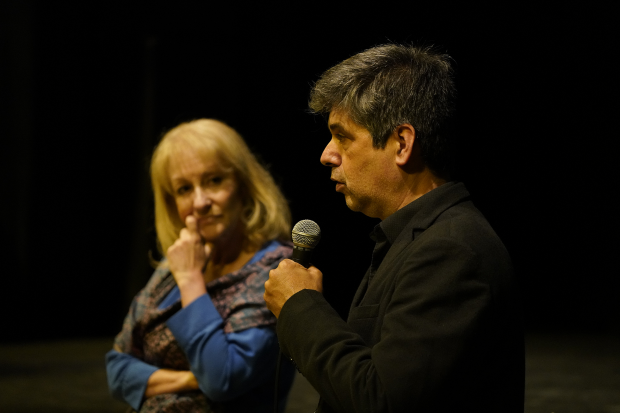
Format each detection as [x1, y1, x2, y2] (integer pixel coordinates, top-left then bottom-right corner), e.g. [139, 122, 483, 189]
[292, 219, 321, 248]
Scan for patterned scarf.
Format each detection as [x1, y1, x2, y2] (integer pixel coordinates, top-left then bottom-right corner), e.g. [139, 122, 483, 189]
[114, 242, 292, 412]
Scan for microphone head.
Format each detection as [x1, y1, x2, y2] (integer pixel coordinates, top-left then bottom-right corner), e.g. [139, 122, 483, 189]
[292, 219, 321, 249]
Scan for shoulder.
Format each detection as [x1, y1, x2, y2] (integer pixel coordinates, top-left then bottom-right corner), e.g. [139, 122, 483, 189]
[430, 201, 509, 258]
[240, 240, 292, 284]
[401, 201, 512, 285]
[150, 259, 172, 282]
[138, 259, 173, 296]
[262, 239, 293, 264]
[218, 240, 292, 287]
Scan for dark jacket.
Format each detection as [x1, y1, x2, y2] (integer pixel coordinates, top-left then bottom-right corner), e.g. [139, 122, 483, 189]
[277, 182, 524, 413]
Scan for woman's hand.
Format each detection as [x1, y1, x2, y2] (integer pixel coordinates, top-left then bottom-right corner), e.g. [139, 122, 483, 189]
[144, 369, 200, 398]
[167, 215, 210, 306]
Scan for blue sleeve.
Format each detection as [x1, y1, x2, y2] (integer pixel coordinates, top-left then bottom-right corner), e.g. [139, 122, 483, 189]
[166, 294, 280, 402]
[105, 349, 158, 411]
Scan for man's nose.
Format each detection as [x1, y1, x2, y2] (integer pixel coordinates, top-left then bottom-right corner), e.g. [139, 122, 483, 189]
[320, 139, 341, 167]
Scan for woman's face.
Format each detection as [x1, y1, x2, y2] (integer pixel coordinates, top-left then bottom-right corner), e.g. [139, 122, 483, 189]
[168, 148, 244, 244]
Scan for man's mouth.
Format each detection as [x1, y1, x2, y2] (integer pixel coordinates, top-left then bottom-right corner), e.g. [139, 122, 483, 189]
[331, 177, 345, 191]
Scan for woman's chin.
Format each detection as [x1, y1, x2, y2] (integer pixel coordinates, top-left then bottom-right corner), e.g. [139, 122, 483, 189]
[200, 234, 220, 244]
[198, 227, 222, 244]
[199, 219, 243, 246]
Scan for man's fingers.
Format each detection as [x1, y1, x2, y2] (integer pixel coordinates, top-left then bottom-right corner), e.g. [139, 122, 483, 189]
[281, 258, 302, 269]
[306, 266, 324, 292]
[307, 266, 323, 278]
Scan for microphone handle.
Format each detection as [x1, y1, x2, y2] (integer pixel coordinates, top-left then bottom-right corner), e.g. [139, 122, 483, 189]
[291, 245, 313, 268]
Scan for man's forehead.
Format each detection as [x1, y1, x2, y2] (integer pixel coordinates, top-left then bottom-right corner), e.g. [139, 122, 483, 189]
[328, 109, 373, 138]
[328, 108, 354, 130]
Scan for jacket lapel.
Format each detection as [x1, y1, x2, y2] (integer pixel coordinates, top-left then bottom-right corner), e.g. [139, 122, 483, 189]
[351, 182, 471, 306]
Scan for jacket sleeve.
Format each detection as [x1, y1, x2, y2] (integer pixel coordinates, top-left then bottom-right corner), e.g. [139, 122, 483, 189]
[276, 236, 491, 413]
[166, 294, 281, 402]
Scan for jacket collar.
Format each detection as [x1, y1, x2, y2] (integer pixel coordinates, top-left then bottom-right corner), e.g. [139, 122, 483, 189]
[378, 181, 471, 245]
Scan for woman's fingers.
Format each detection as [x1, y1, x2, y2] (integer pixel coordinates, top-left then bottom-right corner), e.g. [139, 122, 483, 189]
[185, 215, 198, 234]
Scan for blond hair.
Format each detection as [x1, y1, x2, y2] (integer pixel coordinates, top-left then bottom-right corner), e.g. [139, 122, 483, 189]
[150, 119, 291, 256]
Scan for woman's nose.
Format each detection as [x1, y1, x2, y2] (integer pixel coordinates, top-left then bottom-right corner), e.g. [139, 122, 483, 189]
[320, 139, 341, 167]
[193, 188, 212, 210]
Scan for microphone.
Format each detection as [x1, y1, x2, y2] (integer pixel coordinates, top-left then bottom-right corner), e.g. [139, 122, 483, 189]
[291, 219, 321, 268]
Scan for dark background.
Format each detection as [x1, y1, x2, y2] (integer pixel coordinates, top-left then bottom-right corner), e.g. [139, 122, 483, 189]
[1, 1, 617, 343]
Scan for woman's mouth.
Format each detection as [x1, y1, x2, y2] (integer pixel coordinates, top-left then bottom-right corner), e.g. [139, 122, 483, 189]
[198, 215, 220, 224]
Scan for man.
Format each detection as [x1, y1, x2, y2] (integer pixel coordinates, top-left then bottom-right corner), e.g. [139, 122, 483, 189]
[264, 44, 524, 413]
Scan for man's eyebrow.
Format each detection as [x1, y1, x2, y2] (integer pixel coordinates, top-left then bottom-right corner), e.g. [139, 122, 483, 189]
[328, 122, 344, 132]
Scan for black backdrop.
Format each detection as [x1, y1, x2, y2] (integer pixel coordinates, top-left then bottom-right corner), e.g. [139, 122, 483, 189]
[1, 1, 617, 342]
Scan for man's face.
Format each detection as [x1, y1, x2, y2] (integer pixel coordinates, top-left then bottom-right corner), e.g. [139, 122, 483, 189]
[320, 109, 398, 219]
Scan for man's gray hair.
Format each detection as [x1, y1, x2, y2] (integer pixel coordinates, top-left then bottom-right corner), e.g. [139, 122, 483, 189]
[309, 44, 456, 178]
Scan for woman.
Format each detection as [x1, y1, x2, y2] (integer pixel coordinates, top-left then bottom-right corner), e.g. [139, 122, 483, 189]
[106, 119, 295, 412]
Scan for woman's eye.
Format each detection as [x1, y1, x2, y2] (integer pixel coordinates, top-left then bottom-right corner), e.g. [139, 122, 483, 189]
[210, 176, 223, 185]
[176, 185, 191, 195]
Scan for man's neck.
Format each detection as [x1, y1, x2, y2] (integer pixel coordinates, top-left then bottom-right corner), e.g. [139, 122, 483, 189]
[381, 167, 447, 220]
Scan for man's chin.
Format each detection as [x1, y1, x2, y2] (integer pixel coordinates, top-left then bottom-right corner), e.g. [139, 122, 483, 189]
[344, 195, 361, 212]
[344, 195, 379, 218]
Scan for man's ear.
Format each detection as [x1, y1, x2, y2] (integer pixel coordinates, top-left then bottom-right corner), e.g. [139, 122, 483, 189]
[394, 124, 416, 166]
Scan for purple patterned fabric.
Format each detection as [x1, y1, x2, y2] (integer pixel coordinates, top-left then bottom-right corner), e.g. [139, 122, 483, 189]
[113, 241, 292, 413]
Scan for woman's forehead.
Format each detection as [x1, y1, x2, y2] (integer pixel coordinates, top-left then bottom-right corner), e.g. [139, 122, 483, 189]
[168, 150, 220, 174]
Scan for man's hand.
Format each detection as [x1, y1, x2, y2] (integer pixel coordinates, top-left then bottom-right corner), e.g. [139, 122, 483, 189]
[167, 215, 210, 306]
[264, 259, 323, 318]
